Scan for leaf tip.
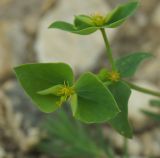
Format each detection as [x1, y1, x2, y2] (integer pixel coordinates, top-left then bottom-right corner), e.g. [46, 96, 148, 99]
[129, 0, 140, 7]
[37, 90, 44, 95]
[48, 22, 54, 29]
[13, 65, 22, 76]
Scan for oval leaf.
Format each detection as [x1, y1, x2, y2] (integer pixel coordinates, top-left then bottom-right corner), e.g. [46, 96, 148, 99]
[49, 21, 76, 32]
[105, 1, 139, 28]
[73, 27, 98, 35]
[109, 81, 133, 138]
[116, 52, 152, 77]
[49, 20, 97, 35]
[71, 72, 120, 123]
[38, 84, 63, 96]
[14, 63, 74, 113]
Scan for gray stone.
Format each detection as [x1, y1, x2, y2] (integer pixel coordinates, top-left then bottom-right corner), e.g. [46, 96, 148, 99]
[0, 0, 12, 7]
[0, 0, 56, 19]
[141, 128, 160, 157]
[0, 146, 6, 158]
[2, 80, 41, 125]
[0, 80, 41, 152]
[0, 21, 27, 78]
[35, 0, 116, 73]
[22, 0, 57, 35]
[152, 4, 160, 27]
[109, 130, 142, 156]
[0, 21, 28, 79]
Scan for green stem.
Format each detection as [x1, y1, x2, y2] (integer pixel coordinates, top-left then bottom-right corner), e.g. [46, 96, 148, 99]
[100, 28, 116, 71]
[123, 138, 129, 158]
[125, 81, 160, 98]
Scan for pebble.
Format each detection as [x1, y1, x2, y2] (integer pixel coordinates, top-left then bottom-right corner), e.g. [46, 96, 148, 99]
[0, 21, 28, 79]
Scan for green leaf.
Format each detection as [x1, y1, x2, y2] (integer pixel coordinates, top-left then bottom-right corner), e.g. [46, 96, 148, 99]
[49, 21, 76, 32]
[71, 72, 120, 123]
[14, 63, 74, 113]
[116, 52, 152, 78]
[97, 68, 109, 82]
[141, 110, 160, 122]
[73, 27, 98, 35]
[49, 1, 139, 35]
[74, 15, 98, 35]
[71, 94, 78, 117]
[150, 99, 160, 108]
[49, 20, 97, 35]
[105, 1, 139, 28]
[38, 84, 63, 96]
[39, 110, 104, 158]
[74, 15, 95, 28]
[109, 81, 133, 138]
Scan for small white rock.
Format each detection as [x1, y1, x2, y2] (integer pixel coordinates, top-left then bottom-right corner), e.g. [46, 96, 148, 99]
[128, 138, 142, 155]
[141, 129, 160, 157]
[110, 131, 142, 156]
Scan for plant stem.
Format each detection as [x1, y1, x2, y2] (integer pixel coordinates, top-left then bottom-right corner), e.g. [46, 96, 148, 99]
[123, 138, 129, 158]
[100, 28, 116, 71]
[125, 81, 160, 98]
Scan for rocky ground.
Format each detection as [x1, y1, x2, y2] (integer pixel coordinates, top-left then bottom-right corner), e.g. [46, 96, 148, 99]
[0, 0, 160, 157]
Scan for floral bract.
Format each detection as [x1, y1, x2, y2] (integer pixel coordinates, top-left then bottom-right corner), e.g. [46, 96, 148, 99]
[14, 63, 120, 123]
[49, 1, 139, 35]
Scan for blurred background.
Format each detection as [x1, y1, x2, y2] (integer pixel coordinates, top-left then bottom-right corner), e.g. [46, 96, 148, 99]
[0, 0, 160, 157]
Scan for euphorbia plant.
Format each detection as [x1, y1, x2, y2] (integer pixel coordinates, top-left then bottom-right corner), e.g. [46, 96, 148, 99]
[14, 1, 160, 139]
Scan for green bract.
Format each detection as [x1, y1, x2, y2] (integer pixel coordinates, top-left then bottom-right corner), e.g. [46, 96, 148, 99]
[116, 52, 152, 78]
[95, 52, 152, 138]
[49, 1, 139, 35]
[71, 72, 120, 123]
[14, 63, 74, 113]
[109, 81, 133, 138]
[97, 68, 110, 82]
[14, 63, 120, 123]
